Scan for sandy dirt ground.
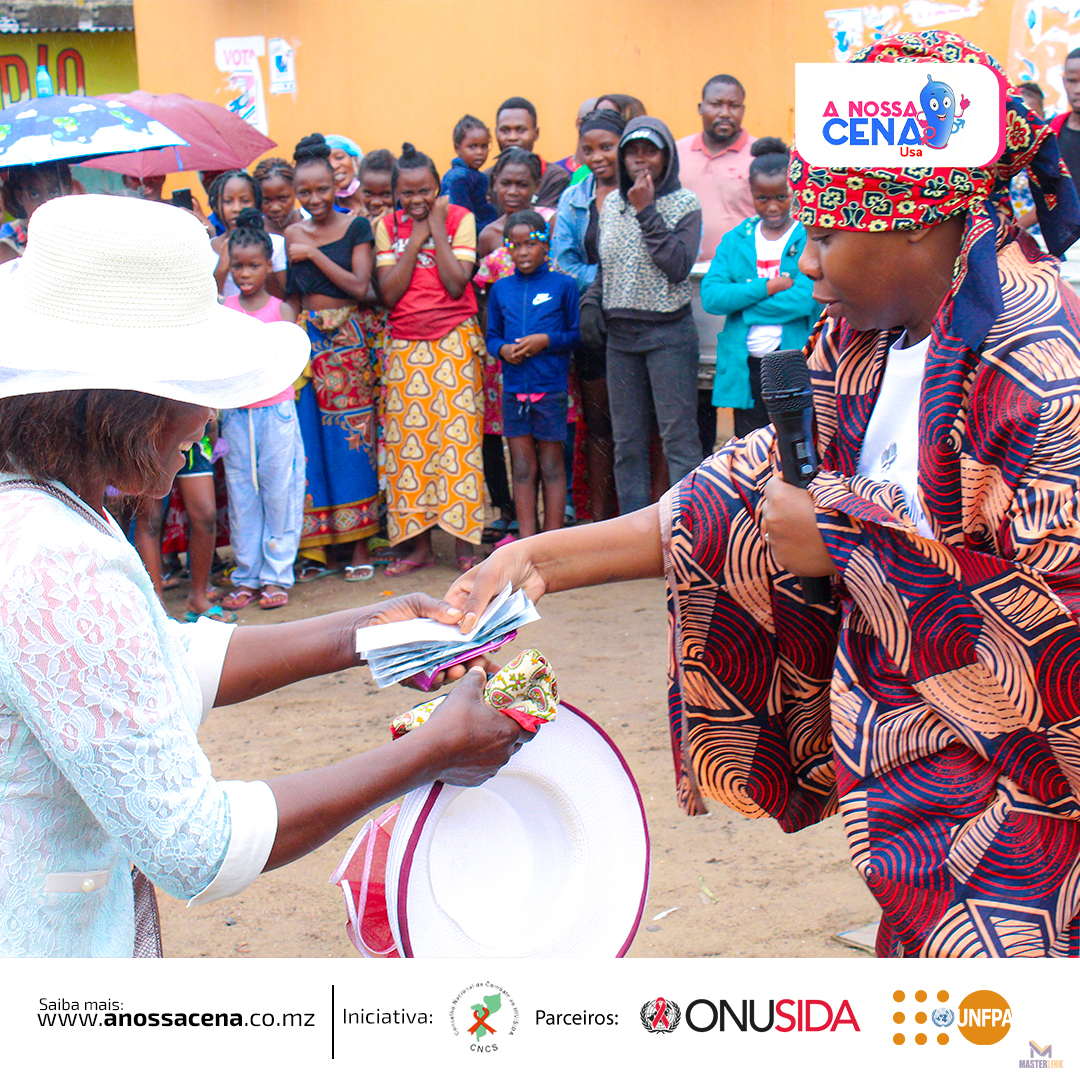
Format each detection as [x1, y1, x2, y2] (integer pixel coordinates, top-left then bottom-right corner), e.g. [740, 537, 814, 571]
[158, 531, 879, 960]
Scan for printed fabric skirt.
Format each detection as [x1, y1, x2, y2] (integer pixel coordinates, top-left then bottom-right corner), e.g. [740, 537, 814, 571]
[296, 305, 380, 553]
[383, 317, 484, 545]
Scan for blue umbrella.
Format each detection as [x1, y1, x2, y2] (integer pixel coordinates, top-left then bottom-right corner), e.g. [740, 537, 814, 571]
[0, 94, 186, 169]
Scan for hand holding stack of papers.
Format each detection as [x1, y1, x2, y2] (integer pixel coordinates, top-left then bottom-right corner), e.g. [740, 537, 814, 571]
[354, 585, 541, 688]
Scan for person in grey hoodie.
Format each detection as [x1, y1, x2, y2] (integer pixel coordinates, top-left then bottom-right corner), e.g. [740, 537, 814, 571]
[582, 116, 704, 513]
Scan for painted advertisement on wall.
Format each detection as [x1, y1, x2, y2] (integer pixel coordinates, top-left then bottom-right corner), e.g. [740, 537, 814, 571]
[1009, 1, 1080, 117]
[0, 32, 138, 109]
[823, 2, 985, 62]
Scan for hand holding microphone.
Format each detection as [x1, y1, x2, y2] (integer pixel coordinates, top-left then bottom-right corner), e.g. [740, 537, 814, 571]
[760, 349, 836, 605]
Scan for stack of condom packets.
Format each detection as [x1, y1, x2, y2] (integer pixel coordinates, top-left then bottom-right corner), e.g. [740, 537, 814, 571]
[354, 584, 540, 688]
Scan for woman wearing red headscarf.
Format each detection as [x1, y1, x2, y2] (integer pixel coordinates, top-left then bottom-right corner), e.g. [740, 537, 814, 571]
[447, 32, 1080, 958]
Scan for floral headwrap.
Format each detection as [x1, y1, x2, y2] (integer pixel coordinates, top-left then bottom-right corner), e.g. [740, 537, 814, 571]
[790, 30, 1080, 256]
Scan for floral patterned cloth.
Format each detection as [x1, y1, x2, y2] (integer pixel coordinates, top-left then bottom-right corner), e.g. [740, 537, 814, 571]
[390, 649, 558, 738]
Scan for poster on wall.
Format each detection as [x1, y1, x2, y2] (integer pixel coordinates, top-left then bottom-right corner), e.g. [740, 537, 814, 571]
[268, 38, 296, 94]
[214, 35, 268, 135]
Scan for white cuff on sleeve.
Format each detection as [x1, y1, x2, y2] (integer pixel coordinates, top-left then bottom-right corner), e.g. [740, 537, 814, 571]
[177, 618, 236, 721]
[187, 780, 278, 907]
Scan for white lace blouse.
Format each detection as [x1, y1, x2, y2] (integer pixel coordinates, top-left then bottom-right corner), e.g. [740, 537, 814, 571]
[0, 477, 277, 957]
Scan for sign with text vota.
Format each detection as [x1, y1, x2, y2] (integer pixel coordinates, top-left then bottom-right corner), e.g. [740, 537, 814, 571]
[794, 63, 1006, 169]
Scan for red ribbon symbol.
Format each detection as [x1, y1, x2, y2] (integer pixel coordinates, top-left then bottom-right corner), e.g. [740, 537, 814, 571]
[652, 998, 670, 1030]
[469, 1006, 495, 1035]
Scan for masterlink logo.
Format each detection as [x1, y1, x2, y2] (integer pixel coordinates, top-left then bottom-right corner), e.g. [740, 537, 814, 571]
[957, 990, 1012, 1046]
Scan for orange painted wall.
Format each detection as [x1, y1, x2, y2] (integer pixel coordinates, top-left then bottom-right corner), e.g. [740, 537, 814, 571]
[131, 0, 1015, 193]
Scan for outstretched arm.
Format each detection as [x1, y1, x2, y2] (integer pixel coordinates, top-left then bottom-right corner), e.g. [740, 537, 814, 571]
[214, 593, 460, 705]
[445, 504, 663, 634]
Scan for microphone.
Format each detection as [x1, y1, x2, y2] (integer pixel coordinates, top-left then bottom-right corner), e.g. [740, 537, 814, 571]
[760, 349, 832, 606]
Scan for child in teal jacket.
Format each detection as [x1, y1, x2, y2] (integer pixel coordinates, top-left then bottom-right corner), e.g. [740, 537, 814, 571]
[701, 139, 820, 437]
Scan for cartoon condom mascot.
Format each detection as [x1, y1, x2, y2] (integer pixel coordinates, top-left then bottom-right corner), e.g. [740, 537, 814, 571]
[920, 73, 968, 148]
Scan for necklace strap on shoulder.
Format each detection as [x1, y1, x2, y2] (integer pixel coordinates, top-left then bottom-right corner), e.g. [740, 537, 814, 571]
[0, 478, 113, 536]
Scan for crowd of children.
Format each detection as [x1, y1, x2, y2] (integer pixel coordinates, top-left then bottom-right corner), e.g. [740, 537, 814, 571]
[111, 93, 815, 622]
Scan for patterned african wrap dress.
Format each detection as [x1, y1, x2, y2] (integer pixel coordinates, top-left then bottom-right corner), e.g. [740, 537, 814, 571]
[662, 216, 1080, 957]
[295, 306, 380, 552]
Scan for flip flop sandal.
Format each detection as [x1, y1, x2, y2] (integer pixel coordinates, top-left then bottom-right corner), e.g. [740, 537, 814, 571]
[343, 564, 375, 582]
[296, 560, 340, 582]
[258, 587, 290, 609]
[221, 587, 258, 610]
[456, 554, 485, 571]
[183, 605, 237, 624]
[482, 516, 513, 543]
[384, 556, 434, 578]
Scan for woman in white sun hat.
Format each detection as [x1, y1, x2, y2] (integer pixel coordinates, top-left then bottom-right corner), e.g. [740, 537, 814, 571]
[0, 194, 531, 959]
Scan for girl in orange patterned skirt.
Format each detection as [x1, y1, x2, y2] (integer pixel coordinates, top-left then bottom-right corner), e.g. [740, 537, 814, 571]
[374, 143, 484, 575]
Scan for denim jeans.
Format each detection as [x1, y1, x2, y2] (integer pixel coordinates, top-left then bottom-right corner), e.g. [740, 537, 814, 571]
[220, 400, 306, 589]
[605, 313, 703, 513]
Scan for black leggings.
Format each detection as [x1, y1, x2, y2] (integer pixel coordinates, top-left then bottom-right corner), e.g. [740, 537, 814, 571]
[483, 433, 514, 517]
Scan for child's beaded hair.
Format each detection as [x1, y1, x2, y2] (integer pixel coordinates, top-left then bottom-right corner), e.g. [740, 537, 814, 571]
[748, 137, 790, 182]
[252, 157, 294, 188]
[453, 115, 489, 147]
[487, 147, 542, 200]
[391, 143, 440, 192]
[358, 148, 396, 181]
[503, 209, 549, 243]
[227, 207, 273, 260]
[207, 169, 262, 220]
[293, 133, 335, 177]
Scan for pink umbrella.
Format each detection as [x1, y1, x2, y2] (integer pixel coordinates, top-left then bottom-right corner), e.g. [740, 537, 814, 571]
[84, 91, 276, 177]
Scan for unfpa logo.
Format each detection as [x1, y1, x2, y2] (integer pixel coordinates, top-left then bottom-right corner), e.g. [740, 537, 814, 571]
[957, 990, 1012, 1046]
[892, 988, 1011, 1047]
[892, 988, 952, 1046]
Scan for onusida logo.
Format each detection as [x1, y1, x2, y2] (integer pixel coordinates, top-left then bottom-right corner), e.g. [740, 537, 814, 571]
[640, 997, 681, 1034]
[683, 998, 859, 1034]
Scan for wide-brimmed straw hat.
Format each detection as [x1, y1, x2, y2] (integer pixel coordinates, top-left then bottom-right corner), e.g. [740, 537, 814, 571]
[332, 701, 650, 958]
[0, 194, 309, 407]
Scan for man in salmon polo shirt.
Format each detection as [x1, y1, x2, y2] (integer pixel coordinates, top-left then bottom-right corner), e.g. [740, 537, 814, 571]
[676, 74, 756, 261]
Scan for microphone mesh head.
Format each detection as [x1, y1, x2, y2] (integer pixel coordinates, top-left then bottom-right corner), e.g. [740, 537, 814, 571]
[761, 349, 812, 412]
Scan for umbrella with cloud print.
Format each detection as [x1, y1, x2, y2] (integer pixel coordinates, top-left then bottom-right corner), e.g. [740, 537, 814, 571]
[0, 94, 186, 169]
[85, 91, 276, 177]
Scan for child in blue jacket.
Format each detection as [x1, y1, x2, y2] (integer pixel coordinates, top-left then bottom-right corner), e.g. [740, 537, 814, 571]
[440, 115, 497, 231]
[701, 138, 820, 437]
[486, 210, 580, 536]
